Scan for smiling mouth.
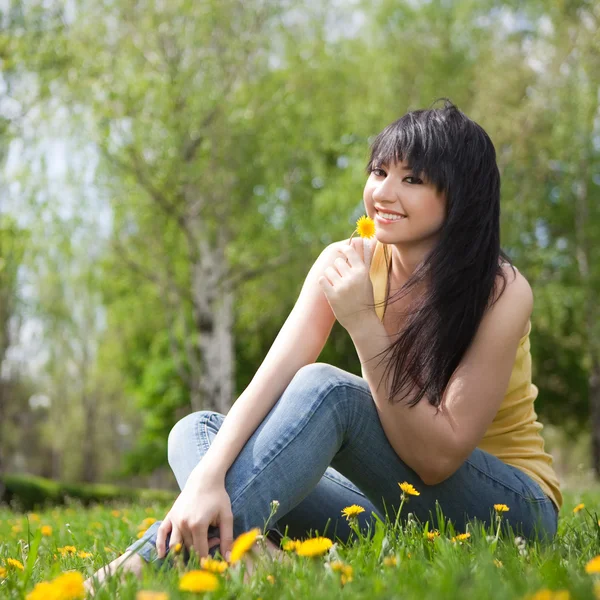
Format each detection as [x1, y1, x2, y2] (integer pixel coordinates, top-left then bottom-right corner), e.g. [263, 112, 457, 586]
[376, 210, 407, 221]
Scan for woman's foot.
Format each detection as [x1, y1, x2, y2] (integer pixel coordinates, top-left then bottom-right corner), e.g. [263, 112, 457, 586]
[84, 551, 144, 596]
[238, 536, 290, 583]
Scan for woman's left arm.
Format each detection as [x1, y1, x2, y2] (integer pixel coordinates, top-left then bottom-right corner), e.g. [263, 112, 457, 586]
[351, 270, 533, 486]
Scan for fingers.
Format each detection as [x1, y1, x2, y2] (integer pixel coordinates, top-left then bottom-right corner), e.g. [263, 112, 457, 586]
[191, 522, 209, 559]
[218, 511, 234, 561]
[179, 523, 194, 555]
[337, 244, 362, 268]
[170, 523, 184, 555]
[156, 518, 172, 559]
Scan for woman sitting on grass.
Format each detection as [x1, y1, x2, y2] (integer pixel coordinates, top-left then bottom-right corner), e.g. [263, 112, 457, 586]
[88, 98, 561, 589]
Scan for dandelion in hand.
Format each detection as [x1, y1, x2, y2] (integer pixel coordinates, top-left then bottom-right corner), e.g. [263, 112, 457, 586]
[348, 215, 375, 244]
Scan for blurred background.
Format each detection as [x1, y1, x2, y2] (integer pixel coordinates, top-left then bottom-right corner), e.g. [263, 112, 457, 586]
[0, 0, 598, 501]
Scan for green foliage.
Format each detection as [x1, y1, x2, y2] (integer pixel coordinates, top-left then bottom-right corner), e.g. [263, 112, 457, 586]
[0, 489, 598, 598]
[0, 473, 175, 511]
[3, 0, 599, 480]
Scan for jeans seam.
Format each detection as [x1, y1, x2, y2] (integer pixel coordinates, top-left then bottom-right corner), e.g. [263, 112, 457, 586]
[464, 456, 547, 504]
[322, 471, 367, 498]
[197, 414, 211, 455]
[229, 379, 339, 508]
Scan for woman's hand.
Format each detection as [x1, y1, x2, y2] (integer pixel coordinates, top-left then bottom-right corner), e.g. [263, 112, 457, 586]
[318, 237, 375, 333]
[156, 470, 234, 561]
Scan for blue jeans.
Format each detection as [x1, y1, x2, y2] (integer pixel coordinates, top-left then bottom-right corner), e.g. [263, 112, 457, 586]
[127, 363, 558, 562]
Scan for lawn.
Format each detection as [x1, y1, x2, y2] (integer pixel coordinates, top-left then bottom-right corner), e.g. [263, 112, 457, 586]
[1, 487, 599, 599]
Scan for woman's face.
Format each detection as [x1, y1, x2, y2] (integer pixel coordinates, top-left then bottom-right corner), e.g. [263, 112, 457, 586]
[363, 159, 447, 247]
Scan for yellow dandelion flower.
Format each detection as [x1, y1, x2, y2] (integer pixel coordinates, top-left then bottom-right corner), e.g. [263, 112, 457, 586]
[426, 530, 440, 541]
[494, 559, 503, 568]
[398, 482, 420, 496]
[494, 504, 510, 513]
[136, 592, 170, 600]
[140, 517, 157, 528]
[525, 590, 571, 600]
[179, 570, 219, 593]
[51, 571, 85, 598]
[200, 557, 229, 573]
[266, 575, 275, 585]
[77, 551, 93, 559]
[0, 566, 6, 578]
[111, 510, 121, 517]
[283, 540, 301, 552]
[341, 505, 365, 520]
[26, 581, 56, 600]
[28, 513, 40, 522]
[6, 558, 24, 570]
[41, 525, 53, 536]
[137, 529, 148, 539]
[26, 571, 85, 600]
[383, 556, 397, 567]
[573, 503, 585, 514]
[229, 528, 261, 563]
[451, 532, 471, 543]
[172, 542, 183, 554]
[12, 524, 22, 534]
[356, 215, 375, 239]
[585, 555, 600, 574]
[295, 536, 333, 557]
[58, 546, 77, 556]
[330, 561, 353, 578]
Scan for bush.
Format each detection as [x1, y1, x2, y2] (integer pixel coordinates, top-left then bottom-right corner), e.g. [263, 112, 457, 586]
[0, 473, 175, 511]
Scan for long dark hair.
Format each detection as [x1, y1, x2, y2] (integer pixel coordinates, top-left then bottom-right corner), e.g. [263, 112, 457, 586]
[364, 99, 514, 411]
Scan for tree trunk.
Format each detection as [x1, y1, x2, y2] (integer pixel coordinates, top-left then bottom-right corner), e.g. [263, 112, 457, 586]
[81, 392, 97, 483]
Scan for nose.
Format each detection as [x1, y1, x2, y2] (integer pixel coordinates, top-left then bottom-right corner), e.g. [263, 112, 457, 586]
[372, 176, 399, 204]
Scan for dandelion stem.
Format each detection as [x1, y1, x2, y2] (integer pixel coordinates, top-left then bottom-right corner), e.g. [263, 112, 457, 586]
[394, 495, 406, 531]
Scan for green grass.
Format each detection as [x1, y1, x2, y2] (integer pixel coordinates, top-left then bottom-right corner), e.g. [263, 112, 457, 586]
[1, 489, 600, 599]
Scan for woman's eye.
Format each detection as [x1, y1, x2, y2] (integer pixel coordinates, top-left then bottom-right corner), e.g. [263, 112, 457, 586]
[404, 176, 423, 184]
[372, 168, 386, 176]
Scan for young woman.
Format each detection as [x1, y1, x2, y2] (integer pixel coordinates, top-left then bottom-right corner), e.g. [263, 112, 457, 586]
[88, 99, 561, 589]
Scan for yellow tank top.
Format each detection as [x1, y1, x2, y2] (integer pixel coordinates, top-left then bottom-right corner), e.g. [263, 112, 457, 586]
[363, 240, 563, 511]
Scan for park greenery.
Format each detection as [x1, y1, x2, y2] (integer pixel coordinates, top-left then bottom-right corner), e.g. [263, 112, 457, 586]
[0, 485, 599, 598]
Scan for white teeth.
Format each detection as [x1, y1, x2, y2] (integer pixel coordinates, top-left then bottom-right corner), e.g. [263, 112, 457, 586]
[378, 211, 405, 221]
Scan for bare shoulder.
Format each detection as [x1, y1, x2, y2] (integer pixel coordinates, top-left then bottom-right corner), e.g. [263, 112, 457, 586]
[492, 264, 533, 337]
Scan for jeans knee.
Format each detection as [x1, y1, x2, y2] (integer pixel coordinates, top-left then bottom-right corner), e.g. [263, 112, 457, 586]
[167, 410, 215, 471]
[294, 362, 340, 387]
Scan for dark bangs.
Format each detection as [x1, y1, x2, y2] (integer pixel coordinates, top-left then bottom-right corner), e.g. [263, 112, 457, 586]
[365, 99, 478, 196]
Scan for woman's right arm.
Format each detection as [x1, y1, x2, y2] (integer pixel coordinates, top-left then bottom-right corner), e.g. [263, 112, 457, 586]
[156, 239, 354, 559]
